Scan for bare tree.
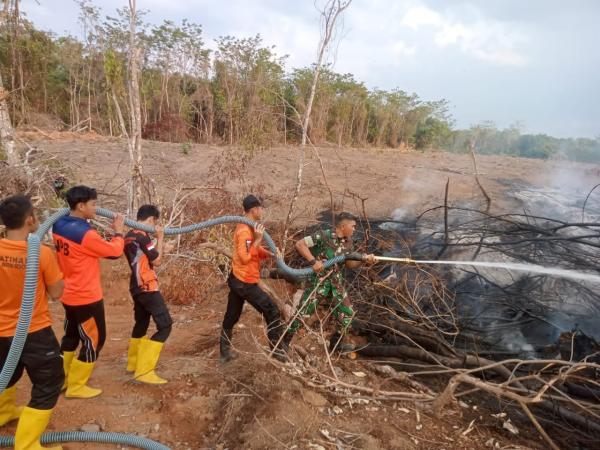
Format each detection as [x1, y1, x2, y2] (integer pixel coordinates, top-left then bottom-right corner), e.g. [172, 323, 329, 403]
[5, 0, 25, 124]
[77, 0, 100, 132]
[0, 74, 18, 166]
[126, 0, 144, 213]
[468, 126, 492, 211]
[0, 4, 18, 166]
[282, 0, 352, 250]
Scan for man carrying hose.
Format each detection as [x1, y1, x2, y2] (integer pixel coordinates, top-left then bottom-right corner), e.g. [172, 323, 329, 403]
[220, 195, 287, 363]
[283, 212, 376, 352]
[124, 205, 173, 384]
[0, 195, 64, 449]
[52, 186, 124, 399]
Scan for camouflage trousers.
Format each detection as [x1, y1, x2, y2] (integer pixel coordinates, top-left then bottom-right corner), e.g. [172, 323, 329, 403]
[286, 277, 354, 336]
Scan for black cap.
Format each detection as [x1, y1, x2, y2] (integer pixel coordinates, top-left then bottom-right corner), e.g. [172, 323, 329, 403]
[243, 195, 262, 212]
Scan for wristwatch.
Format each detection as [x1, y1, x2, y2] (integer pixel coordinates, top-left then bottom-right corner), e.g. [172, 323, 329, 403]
[308, 258, 317, 265]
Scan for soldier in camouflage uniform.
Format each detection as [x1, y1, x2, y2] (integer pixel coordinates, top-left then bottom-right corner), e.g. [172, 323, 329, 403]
[283, 212, 375, 352]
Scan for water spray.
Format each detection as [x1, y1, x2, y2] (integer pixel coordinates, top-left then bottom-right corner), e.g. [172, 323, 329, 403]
[370, 256, 600, 284]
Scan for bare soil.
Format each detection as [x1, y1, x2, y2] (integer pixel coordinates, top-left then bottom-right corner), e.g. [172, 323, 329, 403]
[30, 134, 600, 222]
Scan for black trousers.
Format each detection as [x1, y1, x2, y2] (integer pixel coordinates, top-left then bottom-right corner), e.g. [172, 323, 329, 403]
[223, 273, 283, 344]
[0, 327, 63, 410]
[60, 300, 106, 363]
[131, 291, 173, 343]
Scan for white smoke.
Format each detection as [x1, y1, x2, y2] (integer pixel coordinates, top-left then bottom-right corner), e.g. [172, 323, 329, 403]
[391, 207, 410, 221]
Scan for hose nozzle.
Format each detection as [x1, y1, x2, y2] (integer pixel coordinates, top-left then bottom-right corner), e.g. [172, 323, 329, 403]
[373, 256, 416, 264]
[345, 253, 416, 264]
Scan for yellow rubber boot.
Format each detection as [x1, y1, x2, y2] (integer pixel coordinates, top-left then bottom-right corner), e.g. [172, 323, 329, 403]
[65, 359, 102, 399]
[61, 351, 75, 390]
[134, 338, 167, 384]
[126, 337, 141, 372]
[14, 406, 62, 450]
[0, 386, 23, 426]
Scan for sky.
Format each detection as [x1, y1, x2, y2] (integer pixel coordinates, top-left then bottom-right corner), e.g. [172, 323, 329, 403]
[20, 0, 600, 138]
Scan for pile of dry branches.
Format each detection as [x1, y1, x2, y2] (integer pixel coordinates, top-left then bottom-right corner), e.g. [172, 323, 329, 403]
[308, 204, 600, 449]
[0, 144, 69, 210]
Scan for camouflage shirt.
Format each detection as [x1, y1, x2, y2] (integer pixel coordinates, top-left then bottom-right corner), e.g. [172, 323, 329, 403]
[303, 229, 353, 283]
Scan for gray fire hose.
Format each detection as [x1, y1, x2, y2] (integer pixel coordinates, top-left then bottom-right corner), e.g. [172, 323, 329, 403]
[0, 207, 360, 448]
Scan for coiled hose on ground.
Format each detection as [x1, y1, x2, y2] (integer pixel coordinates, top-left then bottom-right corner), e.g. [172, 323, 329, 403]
[0, 207, 353, 449]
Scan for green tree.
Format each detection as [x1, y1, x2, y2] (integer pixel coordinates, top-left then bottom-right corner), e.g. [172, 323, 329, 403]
[213, 34, 286, 148]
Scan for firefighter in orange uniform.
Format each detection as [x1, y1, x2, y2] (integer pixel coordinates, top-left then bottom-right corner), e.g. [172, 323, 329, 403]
[220, 195, 286, 363]
[52, 186, 124, 399]
[124, 205, 173, 384]
[0, 195, 64, 449]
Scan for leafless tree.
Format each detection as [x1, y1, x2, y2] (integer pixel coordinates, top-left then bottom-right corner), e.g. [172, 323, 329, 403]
[0, 4, 18, 166]
[282, 0, 352, 251]
[126, 0, 144, 213]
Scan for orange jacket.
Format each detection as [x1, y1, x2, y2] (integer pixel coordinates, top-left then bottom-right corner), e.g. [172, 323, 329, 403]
[52, 215, 124, 305]
[0, 239, 62, 337]
[231, 224, 270, 284]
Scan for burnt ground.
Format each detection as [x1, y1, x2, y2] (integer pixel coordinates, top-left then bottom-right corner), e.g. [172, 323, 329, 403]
[5, 132, 600, 449]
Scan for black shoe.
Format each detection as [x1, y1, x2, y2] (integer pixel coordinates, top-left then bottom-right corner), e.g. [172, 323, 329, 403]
[220, 350, 237, 364]
[270, 335, 290, 362]
[220, 328, 236, 363]
[336, 343, 356, 353]
[280, 332, 293, 352]
[329, 332, 355, 353]
[271, 348, 288, 363]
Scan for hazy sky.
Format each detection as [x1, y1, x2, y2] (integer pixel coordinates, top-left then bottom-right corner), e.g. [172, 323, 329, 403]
[20, 0, 600, 138]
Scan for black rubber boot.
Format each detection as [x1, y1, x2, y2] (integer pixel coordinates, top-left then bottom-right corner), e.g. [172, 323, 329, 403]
[329, 331, 355, 353]
[271, 347, 288, 362]
[281, 332, 293, 352]
[220, 328, 236, 363]
[269, 333, 289, 363]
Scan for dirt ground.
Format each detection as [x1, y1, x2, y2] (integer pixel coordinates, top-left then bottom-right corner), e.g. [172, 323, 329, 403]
[26, 133, 600, 222]
[6, 134, 600, 449]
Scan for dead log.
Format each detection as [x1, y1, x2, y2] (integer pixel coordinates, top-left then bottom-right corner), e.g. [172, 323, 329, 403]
[533, 400, 600, 435]
[353, 319, 457, 357]
[356, 344, 525, 389]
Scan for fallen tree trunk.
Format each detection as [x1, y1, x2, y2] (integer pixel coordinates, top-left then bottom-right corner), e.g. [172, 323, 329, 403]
[534, 400, 600, 435]
[353, 318, 457, 357]
[356, 344, 524, 388]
